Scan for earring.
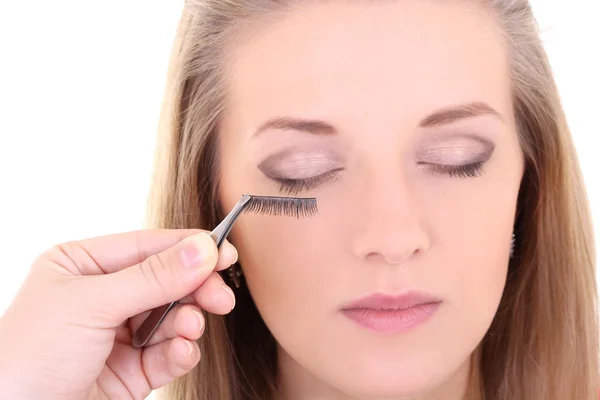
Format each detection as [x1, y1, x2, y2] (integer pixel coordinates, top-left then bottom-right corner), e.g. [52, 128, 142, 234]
[227, 263, 243, 289]
[509, 233, 516, 258]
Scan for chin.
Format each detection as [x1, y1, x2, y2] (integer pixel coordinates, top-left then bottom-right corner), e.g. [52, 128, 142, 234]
[317, 354, 454, 399]
[328, 374, 439, 399]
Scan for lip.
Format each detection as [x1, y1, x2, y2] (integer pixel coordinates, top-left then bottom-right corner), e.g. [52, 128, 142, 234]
[340, 291, 441, 334]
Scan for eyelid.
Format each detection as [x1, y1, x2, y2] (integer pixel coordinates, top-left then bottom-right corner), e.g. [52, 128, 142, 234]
[416, 136, 494, 165]
[258, 149, 343, 180]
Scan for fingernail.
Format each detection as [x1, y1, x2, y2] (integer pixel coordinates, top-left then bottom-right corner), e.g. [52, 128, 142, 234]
[186, 339, 196, 356]
[231, 245, 239, 265]
[180, 233, 214, 269]
[191, 309, 204, 334]
[221, 284, 236, 310]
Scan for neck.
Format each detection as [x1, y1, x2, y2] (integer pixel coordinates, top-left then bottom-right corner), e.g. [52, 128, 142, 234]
[277, 346, 479, 400]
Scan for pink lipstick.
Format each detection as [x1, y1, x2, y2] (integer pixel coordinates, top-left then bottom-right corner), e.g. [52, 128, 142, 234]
[341, 291, 441, 334]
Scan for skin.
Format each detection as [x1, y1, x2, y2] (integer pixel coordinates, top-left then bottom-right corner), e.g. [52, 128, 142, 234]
[219, 1, 524, 399]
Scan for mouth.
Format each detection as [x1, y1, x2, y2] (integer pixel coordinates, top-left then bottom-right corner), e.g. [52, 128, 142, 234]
[340, 291, 441, 334]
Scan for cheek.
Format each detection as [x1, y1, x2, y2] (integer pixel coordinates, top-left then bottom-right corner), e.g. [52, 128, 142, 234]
[228, 214, 333, 322]
[424, 171, 519, 331]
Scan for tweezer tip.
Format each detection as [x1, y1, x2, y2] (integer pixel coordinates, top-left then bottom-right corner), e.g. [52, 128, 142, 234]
[131, 335, 145, 349]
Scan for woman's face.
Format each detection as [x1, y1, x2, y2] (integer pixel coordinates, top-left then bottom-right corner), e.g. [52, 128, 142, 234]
[218, 1, 524, 398]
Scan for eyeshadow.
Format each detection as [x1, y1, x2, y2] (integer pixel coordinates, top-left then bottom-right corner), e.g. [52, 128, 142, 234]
[417, 134, 495, 165]
[258, 148, 343, 179]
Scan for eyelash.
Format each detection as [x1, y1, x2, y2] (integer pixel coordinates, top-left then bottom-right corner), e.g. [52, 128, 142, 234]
[419, 161, 485, 178]
[273, 162, 485, 194]
[274, 169, 341, 195]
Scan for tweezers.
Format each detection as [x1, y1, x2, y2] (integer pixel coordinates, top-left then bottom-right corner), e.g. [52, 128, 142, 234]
[131, 194, 252, 348]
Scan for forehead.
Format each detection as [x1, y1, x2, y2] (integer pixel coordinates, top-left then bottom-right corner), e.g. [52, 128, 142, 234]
[224, 1, 510, 128]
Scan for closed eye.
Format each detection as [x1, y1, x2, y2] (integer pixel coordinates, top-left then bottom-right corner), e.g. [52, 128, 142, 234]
[418, 161, 485, 178]
[273, 169, 342, 195]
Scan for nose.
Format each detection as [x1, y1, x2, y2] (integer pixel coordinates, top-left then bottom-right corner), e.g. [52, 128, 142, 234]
[351, 173, 430, 266]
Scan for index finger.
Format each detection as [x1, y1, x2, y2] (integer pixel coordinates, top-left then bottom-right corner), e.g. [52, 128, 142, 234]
[51, 229, 234, 275]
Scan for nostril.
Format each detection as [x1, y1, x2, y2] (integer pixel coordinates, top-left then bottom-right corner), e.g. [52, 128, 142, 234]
[365, 251, 414, 265]
[366, 252, 385, 262]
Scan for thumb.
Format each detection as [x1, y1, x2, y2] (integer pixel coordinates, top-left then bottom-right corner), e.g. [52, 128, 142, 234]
[90, 232, 218, 324]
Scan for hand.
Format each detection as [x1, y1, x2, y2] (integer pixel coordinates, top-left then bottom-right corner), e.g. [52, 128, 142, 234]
[0, 229, 238, 400]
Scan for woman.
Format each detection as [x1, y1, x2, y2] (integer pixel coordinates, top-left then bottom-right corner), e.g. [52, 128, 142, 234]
[0, 0, 597, 399]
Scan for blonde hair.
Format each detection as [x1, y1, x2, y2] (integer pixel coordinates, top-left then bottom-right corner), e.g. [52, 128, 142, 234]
[148, 1, 599, 399]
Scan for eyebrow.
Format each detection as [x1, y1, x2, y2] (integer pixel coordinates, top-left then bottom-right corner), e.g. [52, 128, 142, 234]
[254, 117, 337, 137]
[253, 101, 503, 137]
[418, 101, 503, 127]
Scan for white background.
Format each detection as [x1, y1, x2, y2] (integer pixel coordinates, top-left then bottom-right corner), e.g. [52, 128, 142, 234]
[0, 2, 598, 398]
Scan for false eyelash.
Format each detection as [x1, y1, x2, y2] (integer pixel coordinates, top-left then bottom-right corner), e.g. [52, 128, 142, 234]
[244, 195, 318, 218]
[274, 169, 341, 195]
[423, 161, 485, 178]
